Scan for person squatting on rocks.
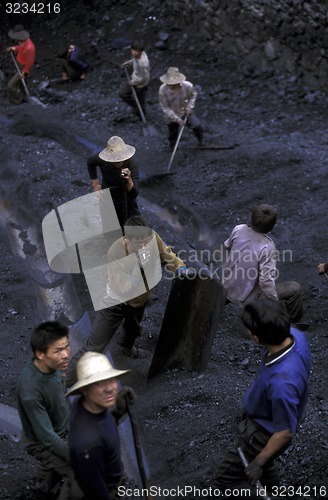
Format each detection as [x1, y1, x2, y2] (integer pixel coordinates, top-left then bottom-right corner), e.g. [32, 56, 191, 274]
[215, 299, 310, 496]
[159, 67, 203, 150]
[6, 24, 35, 104]
[58, 44, 89, 81]
[16, 322, 83, 500]
[66, 216, 187, 387]
[67, 352, 136, 500]
[87, 136, 140, 228]
[119, 39, 150, 119]
[221, 204, 303, 323]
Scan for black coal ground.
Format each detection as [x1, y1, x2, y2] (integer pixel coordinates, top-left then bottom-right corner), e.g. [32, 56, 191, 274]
[1, 2, 328, 499]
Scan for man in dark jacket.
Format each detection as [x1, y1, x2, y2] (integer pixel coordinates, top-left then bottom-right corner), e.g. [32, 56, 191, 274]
[65, 216, 186, 387]
[59, 44, 89, 81]
[67, 352, 134, 500]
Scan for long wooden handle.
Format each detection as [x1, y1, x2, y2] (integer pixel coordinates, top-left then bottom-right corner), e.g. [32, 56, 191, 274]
[123, 66, 147, 125]
[9, 50, 30, 97]
[166, 116, 187, 172]
[237, 447, 271, 500]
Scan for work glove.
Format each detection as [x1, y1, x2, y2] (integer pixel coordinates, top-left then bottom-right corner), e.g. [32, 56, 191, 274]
[245, 459, 263, 486]
[113, 386, 137, 421]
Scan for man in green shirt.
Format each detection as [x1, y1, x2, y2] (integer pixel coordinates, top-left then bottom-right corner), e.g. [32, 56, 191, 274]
[16, 321, 82, 499]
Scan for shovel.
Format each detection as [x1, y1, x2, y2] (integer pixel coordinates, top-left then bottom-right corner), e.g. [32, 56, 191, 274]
[237, 447, 271, 500]
[9, 51, 45, 107]
[37, 78, 67, 91]
[123, 66, 158, 137]
[126, 399, 151, 499]
[166, 116, 187, 172]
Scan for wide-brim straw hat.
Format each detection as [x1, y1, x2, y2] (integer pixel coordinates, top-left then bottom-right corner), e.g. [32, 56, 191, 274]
[99, 136, 136, 162]
[160, 67, 186, 84]
[66, 352, 129, 396]
[8, 25, 30, 41]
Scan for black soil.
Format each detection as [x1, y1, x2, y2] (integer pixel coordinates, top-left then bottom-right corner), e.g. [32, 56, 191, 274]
[0, 2, 328, 499]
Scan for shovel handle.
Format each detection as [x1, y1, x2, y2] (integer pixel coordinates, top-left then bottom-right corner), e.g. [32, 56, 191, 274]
[123, 66, 147, 125]
[126, 399, 150, 498]
[166, 116, 187, 172]
[237, 447, 271, 500]
[9, 50, 30, 97]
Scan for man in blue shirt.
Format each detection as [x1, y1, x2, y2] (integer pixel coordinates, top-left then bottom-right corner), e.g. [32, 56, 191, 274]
[215, 299, 310, 494]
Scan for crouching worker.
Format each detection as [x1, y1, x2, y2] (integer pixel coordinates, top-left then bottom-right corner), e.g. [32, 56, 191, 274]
[66, 352, 135, 500]
[58, 44, 89, 81]
[16, 322, 83, 499]
[215, 299, 310, 496]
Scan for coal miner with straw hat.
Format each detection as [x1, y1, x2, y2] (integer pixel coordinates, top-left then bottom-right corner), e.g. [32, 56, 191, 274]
[159, 66, 204, 150]
[87, 135, 140, 229]
[67, 352, 135, 499]
[6, 24, 35, 104]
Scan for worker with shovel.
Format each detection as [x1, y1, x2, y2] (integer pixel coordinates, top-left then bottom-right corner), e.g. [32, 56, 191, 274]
[58, 44, 89, 82]
[119, 39, 150, 120]
[87, 135, 140, 228]
[159, 67, 203, 150]
[66, 216, 186, 387]
[6, 24, 35, 104]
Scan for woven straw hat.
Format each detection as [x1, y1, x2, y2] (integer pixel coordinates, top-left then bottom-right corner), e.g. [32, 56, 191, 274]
[8, 25, 30, 41]
[66, 352, 129, 396]
[160, 67, 186, 84]
[99, 136, 136, 162]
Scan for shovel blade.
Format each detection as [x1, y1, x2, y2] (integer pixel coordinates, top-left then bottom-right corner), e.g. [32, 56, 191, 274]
[141, 123, 159, 137]
[29, 96, 47, 108]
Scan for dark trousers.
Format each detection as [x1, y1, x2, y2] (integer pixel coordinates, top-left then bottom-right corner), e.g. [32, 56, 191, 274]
[60, 58, 84, 81]
[215, 415, 280, 495]
[22, 434, 83, 499]
[168, 112, 203, 149]
[66, 303, 146, 387]
[119, 84, 147, 116]
[7, 70, 28, 104]
[276, 281, 303, 323]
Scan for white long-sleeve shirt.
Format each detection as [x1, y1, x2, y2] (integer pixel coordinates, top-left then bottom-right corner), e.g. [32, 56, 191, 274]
[131, 52, 150, 88]
[222, 224, 278, 304]
[159, 81, 197, 123]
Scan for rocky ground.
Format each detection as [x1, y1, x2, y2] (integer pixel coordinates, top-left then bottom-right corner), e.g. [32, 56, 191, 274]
[0, 1, 328, 499]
